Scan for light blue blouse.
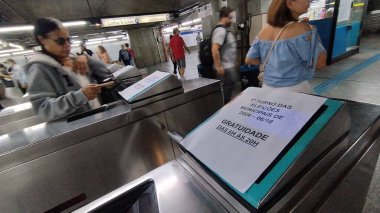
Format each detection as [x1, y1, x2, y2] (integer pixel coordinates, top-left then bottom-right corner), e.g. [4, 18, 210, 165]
[246, 28, 326, 87]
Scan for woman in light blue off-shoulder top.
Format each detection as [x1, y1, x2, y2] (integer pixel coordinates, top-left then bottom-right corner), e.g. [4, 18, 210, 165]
[245, 0, 327, 94]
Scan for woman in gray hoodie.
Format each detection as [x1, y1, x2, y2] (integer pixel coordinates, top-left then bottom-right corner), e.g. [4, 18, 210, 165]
[26, 17, 111, 121]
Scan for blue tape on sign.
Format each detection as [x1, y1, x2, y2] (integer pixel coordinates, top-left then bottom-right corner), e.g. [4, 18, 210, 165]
[314, 53, 380, 95]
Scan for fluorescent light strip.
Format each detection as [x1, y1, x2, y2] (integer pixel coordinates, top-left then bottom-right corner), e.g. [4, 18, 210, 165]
[9, 43, 23, 49]
[62, 21, 87, 27]
[181, 18, 202, 27]
[107, 35, 124, 39]
[179, 26, 191, 31]
[122, 37, 129, 40]
[71, 35, 79, 38]
[0, 25, 34, 33]
[71, 44, 81, 47]
[0, 53, 11, 58]
[193, 18, 202, 23]
[181, 21, 193, 26]
[0, 48, 24, 54]
[72, 40, 82, 44]
[87, 37, 106, 42]
[0, 21, 87, 33]
[102, 39, 118, 43]
[12, 50, 34, 55]
[86, 41, 102, 45]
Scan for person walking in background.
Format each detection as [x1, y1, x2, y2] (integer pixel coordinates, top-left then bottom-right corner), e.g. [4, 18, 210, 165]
[125, 43, 136, 66]
[97, 45, 112, 64]
[79, 44, 94, 56]
[4, 59, 28, 94]
[196, 32, 203, 46]
[119, 44, 131, 66]
[169, 28, 191, 81]
[167, 35, 178, 75]
[245, 0, 326, 94]
[212, 7, 239, 103]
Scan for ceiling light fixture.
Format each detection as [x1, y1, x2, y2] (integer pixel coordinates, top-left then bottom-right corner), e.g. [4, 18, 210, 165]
[0, 25, 34, 33]
[85, 41, 102, 45]
[62, 21, 87, 27]
[72, 40, 82, 44]
[0, 48, 24, 54]
[9, 43, 23, 50]
[102, 39, 118, 43]
[0, 53, 11, 58]
[181, 21, 193, 27]
[12, 50, 34, 55]
[107, 35, 124, 39]
[87, 37, 106, 42]
[0, 21, 87, 33]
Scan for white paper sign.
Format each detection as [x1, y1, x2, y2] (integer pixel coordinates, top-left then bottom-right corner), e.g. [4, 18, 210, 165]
[112, 66, 136, 78]
[118, 71, 170, 102]
[181, 88, 327, 192]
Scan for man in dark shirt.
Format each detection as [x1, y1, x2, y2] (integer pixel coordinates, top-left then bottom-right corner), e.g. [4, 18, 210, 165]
[80, 45, 94, 56]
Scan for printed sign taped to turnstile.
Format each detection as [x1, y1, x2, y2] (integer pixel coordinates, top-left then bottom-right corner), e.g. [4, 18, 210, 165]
[118, 71, 170, 102]
[181, 87, 327, 192]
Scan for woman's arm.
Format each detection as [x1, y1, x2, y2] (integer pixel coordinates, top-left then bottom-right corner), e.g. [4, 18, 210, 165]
[28, 64, 89, 121]
[316, 52, 327, 70]
[245, 58, 261, 65]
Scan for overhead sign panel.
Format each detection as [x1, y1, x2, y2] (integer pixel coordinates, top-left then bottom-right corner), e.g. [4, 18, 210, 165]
[101, 14, 170, 27]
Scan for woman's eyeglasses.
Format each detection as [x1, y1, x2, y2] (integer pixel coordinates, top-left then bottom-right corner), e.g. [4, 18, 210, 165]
[50, 37, 72, 46]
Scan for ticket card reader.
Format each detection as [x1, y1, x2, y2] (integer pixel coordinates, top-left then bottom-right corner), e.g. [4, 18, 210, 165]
[179, 87, 350, 210]
[118, 71, 183, 109]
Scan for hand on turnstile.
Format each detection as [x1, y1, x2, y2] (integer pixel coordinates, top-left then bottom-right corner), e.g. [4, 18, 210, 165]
[82, 84, 101, 100]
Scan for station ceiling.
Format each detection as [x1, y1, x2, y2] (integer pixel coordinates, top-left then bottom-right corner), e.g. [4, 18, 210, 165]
[0, 0, 205, 47]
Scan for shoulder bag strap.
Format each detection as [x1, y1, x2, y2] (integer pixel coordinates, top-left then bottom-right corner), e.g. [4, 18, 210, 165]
[212, 25, 229, 47]
[260, 21, 296, 71]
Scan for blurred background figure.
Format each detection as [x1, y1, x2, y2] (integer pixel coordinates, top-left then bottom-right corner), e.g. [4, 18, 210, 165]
[97, 45, 112, 64]
[167, 35, 178, 75]
[212, 7, 239, 103]
[119, 44, 131, 66]
[79, 44, 94, 56]
[125, 43, 136, 66]
[196, 31, 203, 46]
[169, 28, 191, 81]
[4, 59, 28, 94]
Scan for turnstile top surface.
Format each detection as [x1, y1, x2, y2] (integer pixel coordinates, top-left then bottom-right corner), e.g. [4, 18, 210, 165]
[0, 78, 221, 172]
[73, 161, 229, 213]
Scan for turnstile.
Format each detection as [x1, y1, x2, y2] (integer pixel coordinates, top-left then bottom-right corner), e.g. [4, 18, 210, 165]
[0, 77, 223, 212]
[75, 98, 380, 213]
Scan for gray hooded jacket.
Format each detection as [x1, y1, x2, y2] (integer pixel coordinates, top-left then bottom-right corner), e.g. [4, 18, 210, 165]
[25, 53, 111, 121]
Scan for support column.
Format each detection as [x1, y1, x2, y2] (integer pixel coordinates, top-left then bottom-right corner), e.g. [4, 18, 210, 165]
[128, 28, 162, 68]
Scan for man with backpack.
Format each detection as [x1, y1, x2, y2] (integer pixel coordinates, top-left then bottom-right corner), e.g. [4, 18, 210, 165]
[119, 44, 131, 66]
[212, 7, 239, 103]
[125, 43, 136, 66]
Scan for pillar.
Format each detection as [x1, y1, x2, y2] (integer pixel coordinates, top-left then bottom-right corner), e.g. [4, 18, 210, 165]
[128, 28, 162, 68]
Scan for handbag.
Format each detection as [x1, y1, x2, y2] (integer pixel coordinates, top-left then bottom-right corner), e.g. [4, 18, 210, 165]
[258, 22, 296, 82]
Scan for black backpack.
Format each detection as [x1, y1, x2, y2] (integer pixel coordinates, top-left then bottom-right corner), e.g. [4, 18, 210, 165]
[199, 25, 229, 67]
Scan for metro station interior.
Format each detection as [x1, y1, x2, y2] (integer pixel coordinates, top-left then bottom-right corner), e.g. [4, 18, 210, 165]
[0, 0, 379, 212]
